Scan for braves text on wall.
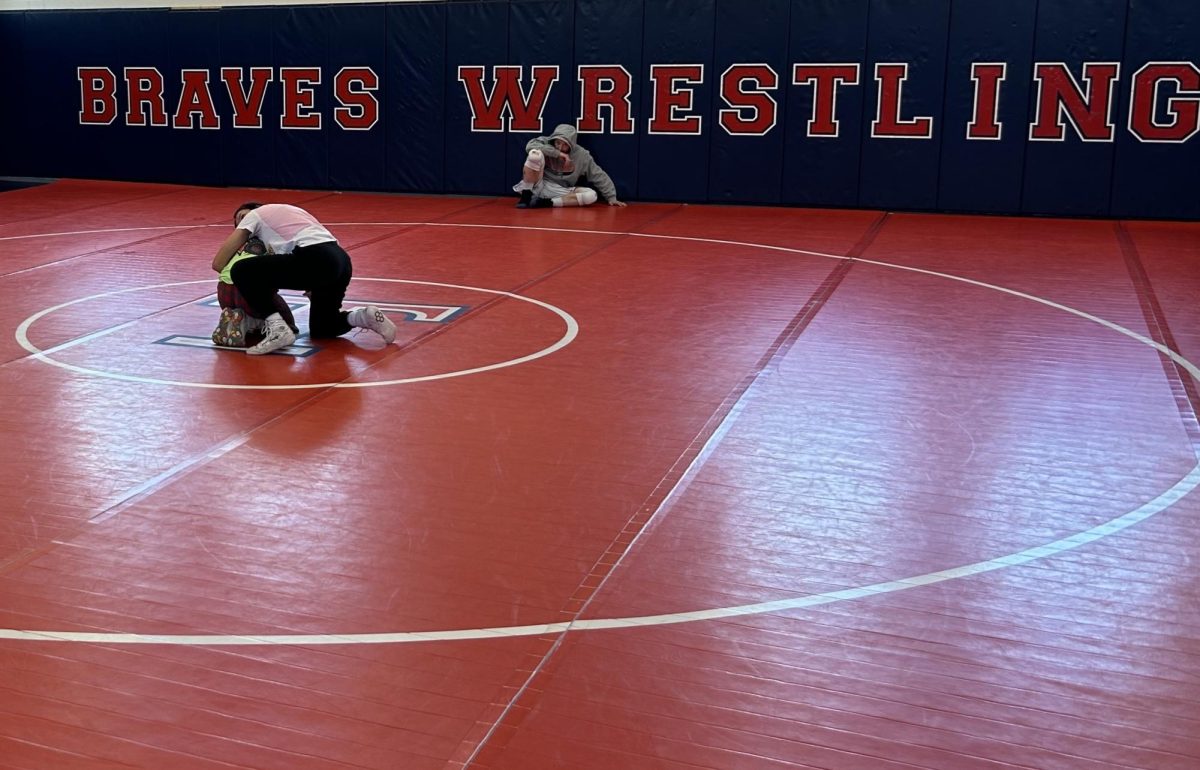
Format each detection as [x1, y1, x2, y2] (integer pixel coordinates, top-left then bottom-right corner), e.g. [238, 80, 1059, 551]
[77, 66, 379, 131]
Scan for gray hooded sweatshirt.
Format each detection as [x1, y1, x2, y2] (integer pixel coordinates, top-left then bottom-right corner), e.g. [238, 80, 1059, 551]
[525, 124, 619, 203]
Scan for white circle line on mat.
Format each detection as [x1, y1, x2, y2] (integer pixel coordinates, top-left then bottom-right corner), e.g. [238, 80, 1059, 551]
[15, 277, 578, 389]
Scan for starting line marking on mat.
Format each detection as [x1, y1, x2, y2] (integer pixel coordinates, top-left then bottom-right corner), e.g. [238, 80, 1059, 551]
[1, 220, 1198, 646]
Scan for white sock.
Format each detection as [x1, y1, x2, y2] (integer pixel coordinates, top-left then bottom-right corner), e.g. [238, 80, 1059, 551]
[552, 197, 564, 207]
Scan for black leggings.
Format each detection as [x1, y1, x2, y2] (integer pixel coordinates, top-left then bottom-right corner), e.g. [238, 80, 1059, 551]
[230, 241, 353, 338]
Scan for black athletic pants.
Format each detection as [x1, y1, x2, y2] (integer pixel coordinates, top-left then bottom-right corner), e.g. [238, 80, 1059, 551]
[230, 241, 353, 338]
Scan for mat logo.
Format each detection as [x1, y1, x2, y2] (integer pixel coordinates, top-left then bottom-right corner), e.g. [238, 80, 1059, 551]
[458, 61, 1200, 143]
[77, 66, 379, 130]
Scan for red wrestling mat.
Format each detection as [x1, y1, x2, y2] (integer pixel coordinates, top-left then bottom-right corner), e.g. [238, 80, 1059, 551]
[1, 180, 1198, 769]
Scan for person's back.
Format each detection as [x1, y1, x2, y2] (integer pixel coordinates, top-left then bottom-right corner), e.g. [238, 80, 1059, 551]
[237, 204, 337, 255]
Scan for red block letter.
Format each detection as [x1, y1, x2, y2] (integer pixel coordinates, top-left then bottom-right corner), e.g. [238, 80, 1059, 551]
[966, 62, 1006, 140]
[457, 65, 559, 132]
[1029, 62, 1120, 142]
[78, 66, 117, 125]
[1128, 62, 1200, 143]
[334, 67, 379, 131]
[792, 63, 859, 137]
[280, 67, 321, 130]
[718, 64, 779, 136]
[871, 63, 933, 138]
[222, 67, 273, 129]
[124, 67, 167, 127]
[649, 64, 704, 135]
[577, 65, 634, 134]
[174, 69, 220, 129]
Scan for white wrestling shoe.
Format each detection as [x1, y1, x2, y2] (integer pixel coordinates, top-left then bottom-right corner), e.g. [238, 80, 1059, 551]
[246, 315, 296, 355]
[350, 305, 396, 344]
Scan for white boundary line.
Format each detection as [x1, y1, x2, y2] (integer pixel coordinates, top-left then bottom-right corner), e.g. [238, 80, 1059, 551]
[1, 221, 1197, 646]
[14, 277, 579, 390]
[2, 464, 1196, 646]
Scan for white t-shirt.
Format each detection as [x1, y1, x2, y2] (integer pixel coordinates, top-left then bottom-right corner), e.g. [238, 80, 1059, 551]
[237, 204, 336, 254]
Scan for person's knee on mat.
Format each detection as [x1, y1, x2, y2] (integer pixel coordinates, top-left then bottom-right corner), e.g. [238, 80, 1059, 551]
[552, 188, 598, 207]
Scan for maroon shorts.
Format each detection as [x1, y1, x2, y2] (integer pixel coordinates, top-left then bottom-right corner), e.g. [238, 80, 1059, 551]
[217, 282, 298, 333]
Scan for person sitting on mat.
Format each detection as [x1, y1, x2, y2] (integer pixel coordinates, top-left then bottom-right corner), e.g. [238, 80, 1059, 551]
[512, 124, 627, 209]
[211, 236, 300, 349]
[211, 202, 397, 356]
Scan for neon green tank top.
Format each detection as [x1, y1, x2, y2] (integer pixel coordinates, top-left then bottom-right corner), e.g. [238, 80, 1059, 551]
[218, 250, 257, 284]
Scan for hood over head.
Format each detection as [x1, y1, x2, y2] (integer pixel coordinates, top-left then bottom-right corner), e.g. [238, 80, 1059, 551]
[550, 124, 577, 151]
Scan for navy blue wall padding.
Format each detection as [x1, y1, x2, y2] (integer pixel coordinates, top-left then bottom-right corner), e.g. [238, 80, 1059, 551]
[782, 0, 870, 207]
[637, 0, 714, 203]
[4, 0, 1198, 220]
[507, 0, 575, 188]
[1110, 0, 1200, 220]
[326, 4, 387, 192]
[574, 0, 643, 202]
[0, 13, 23, 176]
[166, 9, 224, 188]
[1020, 0, 1126, 216]
[273, 7, 331, 191]
[29, 10, 172, 183]
[707, 0, 791, 204]
[858, 0, 951, 211]
[444, 1, 510, 195]
[107, 10, 173, 184]
[937, 0, 1037, 214]
[17, 10, 65, 180]
[385, 2, 446, 193]
[219, 6, 281, 189]
[112, 10, 173, 184]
